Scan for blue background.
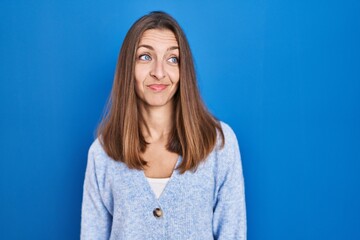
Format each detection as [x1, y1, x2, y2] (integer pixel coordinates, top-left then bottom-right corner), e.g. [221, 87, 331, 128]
[1, 0, 359, 239]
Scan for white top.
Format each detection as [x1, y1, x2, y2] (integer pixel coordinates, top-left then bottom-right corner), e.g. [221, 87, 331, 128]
[146, 177, 170, 199]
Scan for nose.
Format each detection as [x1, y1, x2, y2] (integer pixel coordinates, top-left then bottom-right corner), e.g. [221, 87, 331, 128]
[150, 60, 165, 80]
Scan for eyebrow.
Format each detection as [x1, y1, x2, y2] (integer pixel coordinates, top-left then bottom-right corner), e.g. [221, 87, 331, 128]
[137, 44, 179, 51]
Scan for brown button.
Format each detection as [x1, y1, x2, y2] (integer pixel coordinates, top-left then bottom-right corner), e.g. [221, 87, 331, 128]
[153, 208, 163, 218]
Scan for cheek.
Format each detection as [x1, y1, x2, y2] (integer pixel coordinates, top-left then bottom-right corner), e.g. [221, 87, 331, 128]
[134, 71, 142, 95]
[169, 68, 180, 84]
[134, 79, 142, 96]
[134, 64, 145, 82]
[134, 65, 148, 92]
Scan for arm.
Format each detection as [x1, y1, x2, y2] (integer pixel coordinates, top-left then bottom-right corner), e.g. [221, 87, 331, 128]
[213, 127, 247, 239]
[81, 144, 112, 240]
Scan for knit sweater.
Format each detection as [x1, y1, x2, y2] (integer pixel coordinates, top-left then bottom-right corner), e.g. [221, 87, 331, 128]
[81, 122, 246, 240]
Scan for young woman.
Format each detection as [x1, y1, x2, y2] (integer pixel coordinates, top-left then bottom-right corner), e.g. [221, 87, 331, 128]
[81, 11, 246, 240]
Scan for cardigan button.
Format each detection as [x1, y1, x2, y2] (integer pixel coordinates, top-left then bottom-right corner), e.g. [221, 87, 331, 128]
[153, 208, 163, 218]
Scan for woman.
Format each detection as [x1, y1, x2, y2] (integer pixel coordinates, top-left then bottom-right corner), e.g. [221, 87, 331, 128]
[81, 11, 246, 240]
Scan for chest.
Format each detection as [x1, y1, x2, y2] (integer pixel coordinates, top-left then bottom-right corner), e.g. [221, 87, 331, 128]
[141, 143, 179, 178]
[107, 156, 217, 239]
[110, 157, 215, 209]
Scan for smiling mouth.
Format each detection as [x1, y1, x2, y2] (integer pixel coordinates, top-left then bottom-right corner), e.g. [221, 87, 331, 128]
[147, 84, 169, 91]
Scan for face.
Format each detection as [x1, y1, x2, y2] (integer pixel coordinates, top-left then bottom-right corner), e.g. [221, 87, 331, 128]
[134, 29, 180, 109]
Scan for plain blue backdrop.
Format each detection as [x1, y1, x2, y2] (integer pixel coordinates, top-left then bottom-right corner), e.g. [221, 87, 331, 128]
[1, 0, 359, 239]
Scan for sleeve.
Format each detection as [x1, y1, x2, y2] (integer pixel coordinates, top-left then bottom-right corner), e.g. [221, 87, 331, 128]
[213, 126, 247, 240]
[81, 144, 112, 240]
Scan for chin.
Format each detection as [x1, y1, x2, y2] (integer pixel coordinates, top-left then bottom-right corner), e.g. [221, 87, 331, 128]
[143, 98, 173, 108]
[146, 101, 170, 107]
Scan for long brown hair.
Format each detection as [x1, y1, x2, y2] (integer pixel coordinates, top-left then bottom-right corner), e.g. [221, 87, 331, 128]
[98, 11, 224, 173]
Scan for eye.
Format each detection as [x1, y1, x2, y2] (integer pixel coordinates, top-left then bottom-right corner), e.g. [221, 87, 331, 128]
[139, 54, 152, 61]
[168, 56, 179, 64]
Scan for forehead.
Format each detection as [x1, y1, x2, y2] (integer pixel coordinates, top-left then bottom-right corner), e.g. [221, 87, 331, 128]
[138, 29, 178, 47]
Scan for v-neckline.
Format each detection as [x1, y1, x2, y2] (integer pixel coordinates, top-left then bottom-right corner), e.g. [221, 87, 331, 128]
[139, 155, 182, 202]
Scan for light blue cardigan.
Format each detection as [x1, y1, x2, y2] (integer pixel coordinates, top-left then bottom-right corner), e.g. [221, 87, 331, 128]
[81, 122, 246, 239]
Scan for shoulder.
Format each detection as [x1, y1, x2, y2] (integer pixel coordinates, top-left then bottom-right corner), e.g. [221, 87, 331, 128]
[212, 121, 243, 188]
[211, 121, 241, 170]
[86, 138, 127, 192]
[88, 138, 107, 164]
[219, 121, 238, 143]
[88, 138, 130, 173]
[217, 121, 239, 152]
[87, 138, 117, 173]
[88, 138, 104, 157]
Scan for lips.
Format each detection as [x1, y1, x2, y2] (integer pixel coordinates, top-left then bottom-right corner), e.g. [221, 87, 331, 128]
[147, 84, 169, 91]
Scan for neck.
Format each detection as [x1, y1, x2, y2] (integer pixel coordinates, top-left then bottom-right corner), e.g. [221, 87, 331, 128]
[138, 101, 174, 143]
